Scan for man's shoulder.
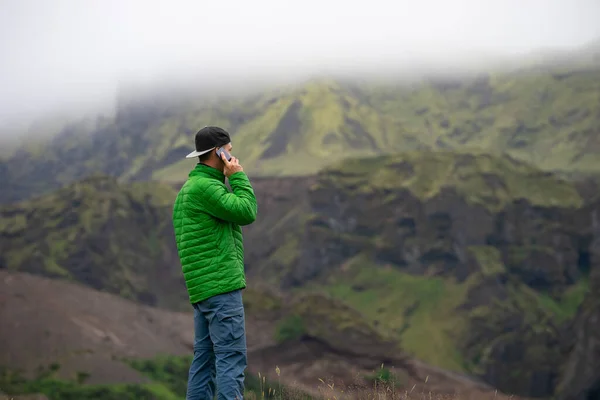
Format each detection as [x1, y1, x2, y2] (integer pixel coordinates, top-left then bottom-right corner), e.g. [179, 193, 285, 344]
[181, 176, 226, 196]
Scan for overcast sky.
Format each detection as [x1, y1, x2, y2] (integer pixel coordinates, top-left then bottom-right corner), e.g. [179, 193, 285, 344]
[1, 0, 600, 130]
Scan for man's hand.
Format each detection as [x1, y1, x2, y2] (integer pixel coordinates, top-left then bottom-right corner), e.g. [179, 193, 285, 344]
[221, 153, 244, 177]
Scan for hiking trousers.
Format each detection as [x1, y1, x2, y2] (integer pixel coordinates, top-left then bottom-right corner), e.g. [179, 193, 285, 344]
[186, 289, 247, 400]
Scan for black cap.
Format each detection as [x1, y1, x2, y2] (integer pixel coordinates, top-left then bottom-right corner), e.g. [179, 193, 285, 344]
[185, 126, 231, 159]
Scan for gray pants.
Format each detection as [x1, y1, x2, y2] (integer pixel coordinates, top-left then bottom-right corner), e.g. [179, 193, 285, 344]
[186, 289, 247, 400]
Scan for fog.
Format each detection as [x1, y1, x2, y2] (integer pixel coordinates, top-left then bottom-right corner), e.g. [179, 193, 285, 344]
[1, 0, 600, 136]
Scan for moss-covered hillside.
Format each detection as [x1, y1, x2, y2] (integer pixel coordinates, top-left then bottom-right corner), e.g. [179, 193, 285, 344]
[279, 150, 596, 398]
[0, 175, 186, 310]
[315, 150, 583, 211]
[1, 62, 600, 204]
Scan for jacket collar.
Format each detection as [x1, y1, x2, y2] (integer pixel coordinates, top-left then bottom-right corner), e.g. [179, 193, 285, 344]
[189, 163, 225, 183]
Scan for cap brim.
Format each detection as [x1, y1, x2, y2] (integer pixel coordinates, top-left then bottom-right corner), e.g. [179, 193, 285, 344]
[185, 147, 215, 159]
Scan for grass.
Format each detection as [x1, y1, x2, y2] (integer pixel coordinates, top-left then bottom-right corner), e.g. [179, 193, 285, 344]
[275, 314, 306, 343]
[2, 356, 476, 400]
[0, 347, 422, 398]
[0, 365, 181, 400]
[531, 277, 590, 323]
[467, 247, 506, 277]
[0, 357, 301, 400]
[309, 254, 474, 372]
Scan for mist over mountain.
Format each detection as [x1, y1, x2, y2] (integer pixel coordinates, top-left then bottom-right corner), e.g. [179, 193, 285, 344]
[1, 0, 600, 139]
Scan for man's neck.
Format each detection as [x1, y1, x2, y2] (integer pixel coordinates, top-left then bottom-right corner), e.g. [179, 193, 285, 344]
[200, 161, 223, 173]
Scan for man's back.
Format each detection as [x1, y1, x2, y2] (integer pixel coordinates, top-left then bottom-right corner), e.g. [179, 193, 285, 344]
[173, 163, 257, 304]
[175, 126, 256, 400]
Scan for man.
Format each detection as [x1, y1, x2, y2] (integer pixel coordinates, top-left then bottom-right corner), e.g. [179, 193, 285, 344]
[172, 126, 258, 400]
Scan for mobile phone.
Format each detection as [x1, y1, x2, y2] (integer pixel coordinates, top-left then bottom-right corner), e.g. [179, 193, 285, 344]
[216, 147, 232, 162]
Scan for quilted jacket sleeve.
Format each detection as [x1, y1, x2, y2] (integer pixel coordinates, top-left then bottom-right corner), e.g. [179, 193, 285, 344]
[195, 172, 258, 225]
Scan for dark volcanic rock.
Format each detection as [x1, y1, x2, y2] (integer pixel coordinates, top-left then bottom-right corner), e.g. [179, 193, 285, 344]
[555, 235, 600, 400]
[273, 154, 598, 398]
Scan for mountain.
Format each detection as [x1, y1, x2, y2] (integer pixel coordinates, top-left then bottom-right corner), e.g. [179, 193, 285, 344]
[259, 150, 597, 398]
[1, 61, 600, 204]
[2, 147, 597, 398]
[0, 270, 512, 400]
[0, 172, 320, 312]
[0, 175, 186, 310]
[3, 53, 600, 399]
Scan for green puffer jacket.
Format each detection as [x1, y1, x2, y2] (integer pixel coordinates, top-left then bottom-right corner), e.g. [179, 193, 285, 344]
[172, 163, 257, 304]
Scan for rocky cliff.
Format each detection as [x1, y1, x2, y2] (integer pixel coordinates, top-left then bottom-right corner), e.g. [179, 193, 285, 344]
[555, 237, 600, 400]
[275, 150, 595, 398]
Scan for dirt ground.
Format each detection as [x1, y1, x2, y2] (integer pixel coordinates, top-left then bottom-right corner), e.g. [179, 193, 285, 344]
[0, 270, 520, 399]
